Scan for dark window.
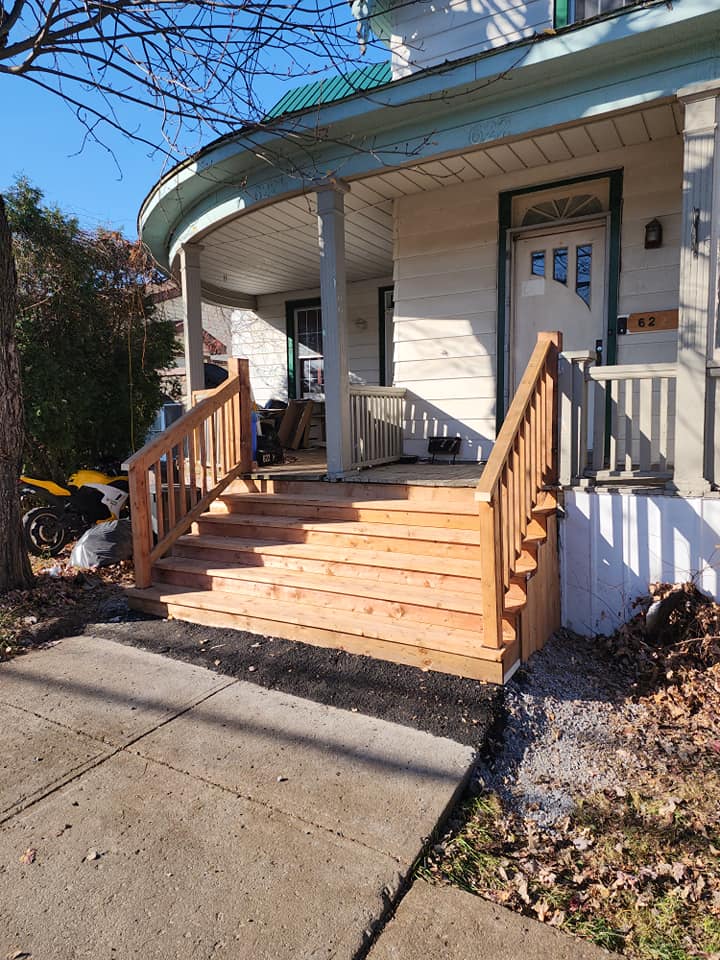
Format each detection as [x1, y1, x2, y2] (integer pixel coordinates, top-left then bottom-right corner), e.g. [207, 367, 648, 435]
[553, 248, 568, 285]
[572, 0, 635, 23]
[296, 306, 324, 398]
[531, 251, 545, 277]
[576, 244, 592, 307]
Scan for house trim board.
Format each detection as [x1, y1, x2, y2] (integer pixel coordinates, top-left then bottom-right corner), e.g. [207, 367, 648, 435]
[140, 6, 720, 269]
[496, 168, 623, 431]
[285, 297, 321, 400]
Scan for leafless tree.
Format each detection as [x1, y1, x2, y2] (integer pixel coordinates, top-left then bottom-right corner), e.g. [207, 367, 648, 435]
[0, 0, 381, 590]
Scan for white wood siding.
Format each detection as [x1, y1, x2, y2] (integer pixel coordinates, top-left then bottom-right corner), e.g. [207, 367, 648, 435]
[392, 137, 682, 461]
[390, 0, 552, 78]
[230, 279, 390, 406]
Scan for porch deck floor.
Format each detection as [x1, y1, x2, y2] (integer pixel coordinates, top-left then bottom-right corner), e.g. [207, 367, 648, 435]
[250, 447, 485, 487]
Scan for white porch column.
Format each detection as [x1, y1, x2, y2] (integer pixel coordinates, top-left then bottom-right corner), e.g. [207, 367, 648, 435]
[316, 181, 352, 478]
[179, 243, 205, 405]
[674, 81, 720, 494]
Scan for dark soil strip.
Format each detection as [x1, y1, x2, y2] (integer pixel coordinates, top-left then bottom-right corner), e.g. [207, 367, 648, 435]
[87, 616, 502, 748]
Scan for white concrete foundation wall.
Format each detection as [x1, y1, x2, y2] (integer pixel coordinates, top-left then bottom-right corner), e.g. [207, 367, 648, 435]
[561, 490, 720, 636]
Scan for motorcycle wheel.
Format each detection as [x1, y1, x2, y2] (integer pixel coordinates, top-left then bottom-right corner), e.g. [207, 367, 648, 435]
[22, 506, 70, 556]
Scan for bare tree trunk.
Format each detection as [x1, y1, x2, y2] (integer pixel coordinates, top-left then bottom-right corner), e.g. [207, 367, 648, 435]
[0, 195, 34, 593]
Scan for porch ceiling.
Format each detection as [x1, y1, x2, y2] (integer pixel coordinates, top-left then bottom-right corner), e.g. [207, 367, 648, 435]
[197, 100, 683, 301]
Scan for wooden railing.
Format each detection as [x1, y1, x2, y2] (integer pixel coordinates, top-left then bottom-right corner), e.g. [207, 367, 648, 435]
[349, 385, 406, 469]
[476, 332, 561, 650]
[559, 353, 677, 483]
[127, 358, 252, 588]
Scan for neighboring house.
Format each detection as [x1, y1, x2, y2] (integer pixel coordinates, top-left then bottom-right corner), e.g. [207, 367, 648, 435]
[131, 1, 720, 679]
[149, 281, 233, 396]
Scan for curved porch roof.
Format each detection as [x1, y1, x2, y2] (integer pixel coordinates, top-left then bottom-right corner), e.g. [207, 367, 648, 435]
[138, 0, 718, 304]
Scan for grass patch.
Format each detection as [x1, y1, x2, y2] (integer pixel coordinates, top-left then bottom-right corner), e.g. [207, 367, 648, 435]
[420, 615, 720, 959]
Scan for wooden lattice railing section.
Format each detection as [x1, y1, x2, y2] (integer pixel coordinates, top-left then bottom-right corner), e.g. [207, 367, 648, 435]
[127, 358, 252, 589]
[476, 332, 562, 650]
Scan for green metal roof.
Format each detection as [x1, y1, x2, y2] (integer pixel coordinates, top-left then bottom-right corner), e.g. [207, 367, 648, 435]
[264, 61, 392, 120]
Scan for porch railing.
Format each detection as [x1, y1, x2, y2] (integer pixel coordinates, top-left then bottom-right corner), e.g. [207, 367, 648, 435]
[127, 358, 252, 588]
[349, 385, 406, 469]
[476, 332, 561, 650]
[559, 352, 677, 484]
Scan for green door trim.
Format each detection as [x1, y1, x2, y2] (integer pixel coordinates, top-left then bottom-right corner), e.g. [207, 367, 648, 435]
[285, 297, 321, 400]
[496, 167, 623, 433]
[378, 285, 394, 386]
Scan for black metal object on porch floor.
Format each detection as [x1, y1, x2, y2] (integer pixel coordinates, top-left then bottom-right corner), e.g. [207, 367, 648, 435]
[428, 437, 462, 464]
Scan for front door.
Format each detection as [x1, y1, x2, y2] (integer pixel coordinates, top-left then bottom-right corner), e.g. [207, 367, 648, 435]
[511, 223, 607, 390]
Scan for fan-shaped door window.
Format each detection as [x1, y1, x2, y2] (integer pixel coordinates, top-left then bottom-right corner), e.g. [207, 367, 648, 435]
[521, 194, 604, 227]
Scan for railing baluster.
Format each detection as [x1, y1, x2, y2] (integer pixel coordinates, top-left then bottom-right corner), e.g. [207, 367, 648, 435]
[639, 377, 652, 472]
[476, 332, 562, 652]
[610, 379, 621, 471]
[659, 377, 669, 473]
[187, 428, 197, 507]
[346, 386, 407, 469]
[128, 360, 251, 588]
[624, 379, 634, 472]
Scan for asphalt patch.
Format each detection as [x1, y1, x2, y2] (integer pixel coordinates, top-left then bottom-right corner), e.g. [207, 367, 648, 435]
[87, 616, 502, 748]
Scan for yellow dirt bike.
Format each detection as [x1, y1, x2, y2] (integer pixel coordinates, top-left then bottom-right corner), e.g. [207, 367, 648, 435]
[19, 469, 130, 556]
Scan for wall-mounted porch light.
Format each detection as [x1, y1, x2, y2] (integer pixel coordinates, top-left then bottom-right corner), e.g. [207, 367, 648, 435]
[644, 218, 663, 249]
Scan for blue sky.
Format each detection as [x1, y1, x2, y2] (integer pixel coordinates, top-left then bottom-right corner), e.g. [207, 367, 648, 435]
[1, 78, 172, 236]
[0, 71, 314, 237]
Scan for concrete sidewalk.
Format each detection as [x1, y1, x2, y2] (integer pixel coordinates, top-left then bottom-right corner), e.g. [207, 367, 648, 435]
[0, 635, 474, 960]
[368, 881, 620, 959]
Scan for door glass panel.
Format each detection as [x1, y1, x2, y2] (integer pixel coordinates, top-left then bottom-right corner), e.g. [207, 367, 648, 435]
[296, 306, 324, 399]
[531, 251, 545, 277]
[553, 247, 568, 285]
[576, 244, 592, 307]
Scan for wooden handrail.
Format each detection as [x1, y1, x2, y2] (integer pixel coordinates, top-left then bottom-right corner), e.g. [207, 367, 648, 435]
[476, 332, 562, 649]
[128, 358, 252, 588]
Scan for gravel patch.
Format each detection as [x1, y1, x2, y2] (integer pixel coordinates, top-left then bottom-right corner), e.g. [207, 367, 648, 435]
[472, 631, 641, 826]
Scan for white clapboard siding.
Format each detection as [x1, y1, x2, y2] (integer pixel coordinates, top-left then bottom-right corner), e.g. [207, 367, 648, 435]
[236, 278, 391, 405]
[390, 0, 553, 77]
[392, 137, 683, 462]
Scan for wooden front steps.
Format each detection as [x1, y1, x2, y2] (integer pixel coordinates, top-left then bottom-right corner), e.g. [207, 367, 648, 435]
[127, 480, 528, 684]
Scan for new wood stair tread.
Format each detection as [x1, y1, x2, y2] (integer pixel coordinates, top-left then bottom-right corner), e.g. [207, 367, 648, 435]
[128, 585, 505, 661]
[217, 492, 478, 516]
[154, 556, 484, 614]
[173, 534, 484, 580]
[197, 511, 481, 545]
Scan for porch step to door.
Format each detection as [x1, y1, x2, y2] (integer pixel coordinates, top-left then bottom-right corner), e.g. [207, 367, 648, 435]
[172, 534, 484, 592]
[213, 492, 479, 529]
[193, 513, 480, 560]
[127, 584, 508, 684]
[152, 556, 484, 631]
[126, 478, 523, 683]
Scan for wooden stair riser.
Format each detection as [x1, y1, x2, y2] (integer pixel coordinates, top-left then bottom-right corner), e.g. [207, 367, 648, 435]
[153, 565, 484, 632]
[193, 518, 481, 560]
[172, 538, 483, 593]
[213, 497, 479, 530]
[230, 477, 477, 506]
[128, 586, 495, 661]
[129, 590, 505, 684]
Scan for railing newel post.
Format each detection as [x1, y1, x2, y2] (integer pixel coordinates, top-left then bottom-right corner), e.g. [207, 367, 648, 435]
[478, 485, 504, 650]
